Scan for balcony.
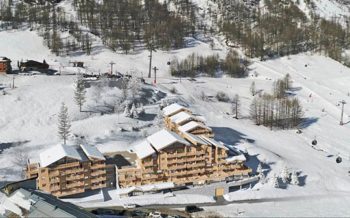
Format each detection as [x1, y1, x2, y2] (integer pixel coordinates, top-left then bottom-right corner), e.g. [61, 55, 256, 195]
[90, 163, 105, 170]
[168, 164, 187, 170]
[50, 185, 60, 191]
[53, 162, 80, 170]
[186, 162, 206, 168]
[64, 168, 84, 175]
[57, 188, 85, 197]
[143, 161, 155, 167]
[143, 167, 156, 174]
[91, 183, 106, 190]
[66, 181, 84, 189]
[91, 170, 106, 177]
[91, 176, 106, 183]
[167, 152, 187, 158]
[66, 174, 84, 181]
[171, 170, 188, 176]
[143, 173, 158, 179]
[49, 170, 59, 177]
[49, 177, 60, 184]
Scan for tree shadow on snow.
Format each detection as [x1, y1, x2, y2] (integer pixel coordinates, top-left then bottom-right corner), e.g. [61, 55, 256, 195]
[0, 140, 30, 154]
[138, 113, 157, 121]
[297, 172, 307, 186]
[298, 117, 319, 129]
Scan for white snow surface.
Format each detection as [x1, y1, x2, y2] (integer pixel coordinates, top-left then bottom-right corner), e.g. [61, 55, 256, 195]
[1, 25, 350, 216]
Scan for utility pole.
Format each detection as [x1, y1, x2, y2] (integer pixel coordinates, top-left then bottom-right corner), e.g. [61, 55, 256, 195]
[340, 100, 346, 125]
[109, 61, 115, 74]
[148, 44, 156, 78]
[153, 66, 159, 84]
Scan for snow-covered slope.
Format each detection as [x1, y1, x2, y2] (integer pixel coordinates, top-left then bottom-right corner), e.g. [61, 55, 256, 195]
[1, 0, 350, 216]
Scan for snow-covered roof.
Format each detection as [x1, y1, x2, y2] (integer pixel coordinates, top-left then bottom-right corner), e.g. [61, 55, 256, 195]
[40, 144, 84, 167]
[170, 111, 193, 124]
[178, 121, 212, 133]
[162, 103, 189, 116]
[147, 129, 190, 151]
[181, 132, 208, 145]
[80, 144, 105, 160]
[131, 140, 156, 159]
[199, 136, 229, 150]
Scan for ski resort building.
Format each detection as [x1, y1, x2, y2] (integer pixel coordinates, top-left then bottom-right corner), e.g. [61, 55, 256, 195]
[19, 60, 49, 72]
[25, 144, 107, 197]
[0, 57, 12, 74]
[163, 103, 214, 137]
[162, 103, 192, 118]
[116, 129, 251, 188]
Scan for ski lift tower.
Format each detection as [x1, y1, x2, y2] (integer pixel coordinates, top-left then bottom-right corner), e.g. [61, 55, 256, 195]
[340, 100, 346, 125]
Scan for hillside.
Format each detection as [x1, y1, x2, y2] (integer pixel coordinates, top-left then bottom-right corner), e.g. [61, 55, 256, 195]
[1, 0, 350, 217]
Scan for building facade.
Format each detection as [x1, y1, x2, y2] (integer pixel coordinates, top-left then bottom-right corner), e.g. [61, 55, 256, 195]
[117, 129, 251, 188]
[0, 57, 11, 74]
[25, 144, 107, 197]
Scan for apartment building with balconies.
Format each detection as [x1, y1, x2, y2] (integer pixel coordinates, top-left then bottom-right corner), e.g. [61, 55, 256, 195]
[25, 144, 107, 197]
[116, 129, 251, 188]
[163, 103, 214, 137]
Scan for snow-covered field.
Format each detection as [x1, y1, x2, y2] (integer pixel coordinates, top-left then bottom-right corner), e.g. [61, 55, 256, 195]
[2, 24, 350, 216]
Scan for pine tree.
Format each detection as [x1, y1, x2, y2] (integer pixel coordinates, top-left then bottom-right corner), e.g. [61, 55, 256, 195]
[58, 103, 71, 144]
[271, 174, 279, 188]
[74, 76, 86, 112]
[257, 162, 263, 174]
[259, 172, 266, 184]
[123, 104, 131, 117]
[130, 103, 138, 119]
[281, 166, 290, 183]
[290, 171, 299, 185]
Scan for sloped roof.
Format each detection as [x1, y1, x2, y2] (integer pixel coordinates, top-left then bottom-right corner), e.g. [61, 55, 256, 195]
[80, 144, 105, 160]
[170, 111, 194, 124]
[147, 129, 190, 151]
[178, 121, 212, 133]
[131, 140, 156, 159]
[199, 136, 228, 150]
[39, 144, 84, 167]
[181, 132, 208, 145]
[162, 103, 188, 116]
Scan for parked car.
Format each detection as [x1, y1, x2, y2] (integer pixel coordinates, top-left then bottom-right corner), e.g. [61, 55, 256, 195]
[148, 211, 162, 218]
[131, 210, 147, 217]
[123, 203, 137, 209]
[185, 205, 204, 213]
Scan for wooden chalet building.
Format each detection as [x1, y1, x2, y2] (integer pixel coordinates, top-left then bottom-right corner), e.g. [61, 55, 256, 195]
[0, 57, 12, 74]
[163, 103, 214, 137]
[117, 129, 251, 188]
[25, 144, 107, 197]
[19, 60, 49, 72]
[162, 103, 192, 118]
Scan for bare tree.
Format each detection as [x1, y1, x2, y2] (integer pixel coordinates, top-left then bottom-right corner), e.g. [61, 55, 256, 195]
[231, 94, 241, 119]
[58, 102, 71, 144]
[74, 76, 86, 112]
[250, 81, 256, 96]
